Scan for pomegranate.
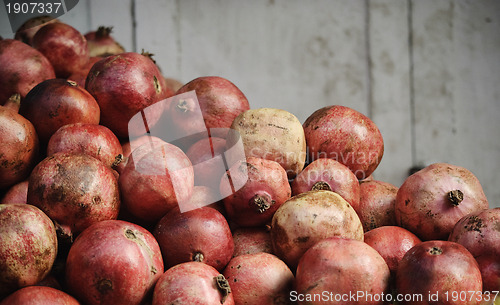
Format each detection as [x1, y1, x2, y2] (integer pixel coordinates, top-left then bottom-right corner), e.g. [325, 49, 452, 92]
[175, 76, 250, 138]
[0, 204, 57, 298]
[68, 56, 101, 88]
[27, 152, 120, 241]
[364, 226, 422, 279]
[85, 52, 166, 138]
[118, 142, 194, 223]
[223, 253, 294, 305]
[228, 108, 306, 178]
[84, 26, 125, 57]
[0, 39, 55, 105]
[0, 180, 28, 204]
[295, 236, 390, 305]
[20, 79, 100, 143]
[396, 240, 483, 305]
[164, 77, 183, 92]
[117, 135, 166, 174]
[449, 208, 500, 291]
[14, 16, 59, 46]
[186, 136, 228, 191]
[0, 94, 39, 190]
[232, 227, 273, 257]
[303, 105, 384, 179]
[270, 190, 363, 269]
[32, 22, 89, 78]
[358, 179, 398, 231]
[0, 286, 80, 305]
[395, 163, 489, 240]
[153, 207, 234, 271]
[65, 220, 163, 305]
[47, 123, 123, 168]
[182, 185, 226, 216]
[220, 157, 291, 227]
[291, 158, 360, 209]
[152, 262, 234, 305]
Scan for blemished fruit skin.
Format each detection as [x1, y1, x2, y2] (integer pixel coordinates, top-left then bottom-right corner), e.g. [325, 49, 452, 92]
[396, 240, 483, 305]
[395, 163, 489, 241]
[152, 262, 235, 305]
[295, 236, 390, 305]
[357, 180, 398, 231]
[449, 208, 500, 292]
[0, 204, 58, 299]
[303, 105, 384, 180]
[232, 227, 273, 257]
[0, 39, 55, 105]
[0, 286, 81, 305]
[65, 220, 164, 305]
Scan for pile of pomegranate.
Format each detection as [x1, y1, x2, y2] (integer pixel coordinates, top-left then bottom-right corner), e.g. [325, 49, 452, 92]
[0, 17, 498, 305]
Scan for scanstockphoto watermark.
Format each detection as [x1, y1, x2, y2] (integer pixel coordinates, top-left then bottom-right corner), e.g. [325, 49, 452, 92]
[2, 0, 80, 33]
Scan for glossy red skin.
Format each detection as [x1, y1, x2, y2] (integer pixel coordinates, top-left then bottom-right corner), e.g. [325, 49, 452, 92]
[270, 190, 364, 269]
[296, 236, 390, 305]
[395, 163, 489, 241]
[232, 227, 273, 257]
[154, 207, 234, 271]
[0, 204, 58, 298]
[220, 157, 291, 227]
[27, 153, 120, 239]
[187, 136, 227, 191]
[84, 27, 125, 57]
[396, 240, 483, 305]
[0, 105, 39, 190]
[175, 76, 250, 138]
[68, 56, 101, 88]
[0, 286, 80, 305]
[303, 105, 384, 180]
[20, 79, 100, 143]
[358, 180, 398, 231]
[0, 180, 28, 204]
[152, 262, 234, 305]
[32, 22, 89, 78]
[223, 253, 294, 305]
[118, 142, 194, 223]
[291, 158, 360, 209]
[14, 16, 59, 46]
[0, 39, 55, 105]
[449, 208, 500, 291]
[47, 123, 123, 168]
[66, 220, 163, 305]
[86, 52, 166, 138]
[364, 226, 421, 278]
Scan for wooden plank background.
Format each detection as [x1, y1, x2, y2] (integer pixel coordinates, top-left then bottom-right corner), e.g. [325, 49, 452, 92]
[1, 0, 499, 207]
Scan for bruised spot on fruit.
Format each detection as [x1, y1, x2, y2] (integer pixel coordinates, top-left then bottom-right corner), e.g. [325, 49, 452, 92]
[151, 265, 157, 274]
[295, 236, 310, 243]
[429, 247, 443, 255]
[214, 274, 231, 303]
[125, 229, 136, 240]
[463, 215, 484, 233]
[153, 75, 161, 94]
[96, 278, 113, 294]
[311, 181, 331, 191]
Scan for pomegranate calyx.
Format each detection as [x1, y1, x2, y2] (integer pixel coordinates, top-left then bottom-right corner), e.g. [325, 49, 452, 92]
[95, 26, 113, 39]
[429, 247, 443, 255]
[447, 189, 464, 206]
[112, 154, 124, 168]
[214, 274, 231, 304]
[251, 194, 275, 214]
[192, 252, 204, 262]
[311, 181, 332, 191]
[4, 93, 21, 113]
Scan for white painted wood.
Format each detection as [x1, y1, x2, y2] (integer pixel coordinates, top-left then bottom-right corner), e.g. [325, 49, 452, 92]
[412, 0, 500, 207]
[368, 0, 413, 187]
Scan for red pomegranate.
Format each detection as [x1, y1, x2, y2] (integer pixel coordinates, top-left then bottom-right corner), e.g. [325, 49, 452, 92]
[303, 105, 384, 179]
[14, 16, 59, 46]
[86, 52, 167, 138]
[32, 22, 89, 78]
[395, 163, 489, 240]
[0, 94, 39, 190]
[0, 39, 55, 105]
[449, 208, 500, 292]
[47, 123, 123, 168]
[232, 227, 273, 257]
[295, 236, 390, 305]
[27, 153, 120, 241]
[181, 185, 226, 216]
[0, 204, 58, 298]
[220, 157, 291, 227]
[291, 158, 360, 209]
[84, 26, 125, 57]
[65, 220, 163, 305]
[152, 262, 234, 305]
[68, 56, 101, 88]
[357, 179, 398, 231]
[0, 286, 80, 305]
[396, 240, 483, 305]
[20, 79, 100, 143]
[0, 180, 28, 204]
[223, 253, 294, 305]
[153, 207, 234, 271]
